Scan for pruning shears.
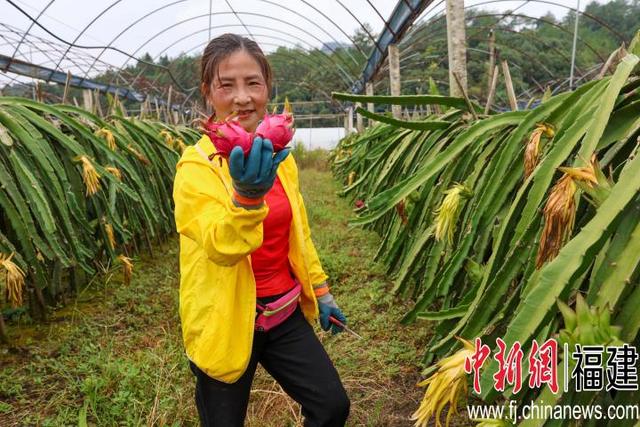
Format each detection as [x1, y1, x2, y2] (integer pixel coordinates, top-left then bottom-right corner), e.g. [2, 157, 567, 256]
[329, 315, 363, 339]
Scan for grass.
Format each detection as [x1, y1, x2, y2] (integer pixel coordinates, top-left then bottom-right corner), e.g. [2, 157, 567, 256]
[0, 158, 433, 426]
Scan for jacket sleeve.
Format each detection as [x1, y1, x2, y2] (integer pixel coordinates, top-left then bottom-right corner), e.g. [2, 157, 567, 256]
[173, 158, 269, 267]
[290, 158, 329, 291]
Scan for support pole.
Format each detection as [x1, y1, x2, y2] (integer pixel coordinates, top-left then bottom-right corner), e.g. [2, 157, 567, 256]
[347, 106, 354, 133]
[356, 102, 364, 132]
[388, 44, 401, 119]
[366, 82, 375, 126]
[502, 60, 518, 111]
[62, 71, 72, 104]
[569, 0, 581, 90]
[485, 65, 499, 115]
[487, 29, 496, 97]
[446, 0, 467, 97]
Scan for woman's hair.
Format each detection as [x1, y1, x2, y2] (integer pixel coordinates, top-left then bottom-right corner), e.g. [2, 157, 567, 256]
[200, 33, 273, 106]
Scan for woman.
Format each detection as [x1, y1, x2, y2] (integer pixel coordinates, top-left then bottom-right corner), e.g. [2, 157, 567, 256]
[172, 33, 350, 427]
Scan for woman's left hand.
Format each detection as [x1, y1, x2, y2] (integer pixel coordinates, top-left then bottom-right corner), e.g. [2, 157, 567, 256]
[317, 293, 347, 335]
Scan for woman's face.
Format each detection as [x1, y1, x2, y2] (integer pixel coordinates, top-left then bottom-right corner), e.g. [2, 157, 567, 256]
[207, 50, 268, 133]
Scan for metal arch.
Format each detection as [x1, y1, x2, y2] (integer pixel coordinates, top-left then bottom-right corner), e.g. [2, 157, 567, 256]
[80, 0, 188, 81]
[4, 0, 55, 72]
[399, 6, 607, 64]
[396, 20, 581, 77]
[225, 0, 255, 42]
[50, 0, 124, 78]
[3, 0, 191, 92]
[141, 32, 354, 97]
[256, 0, 365, 63]
[298, 0, 373, 59]
[1, 24, 98, 81]
[438, 0, 628, 44]
[350, 0, 433, 94]
[117, 11, 361, 77]
[148, 25, 356, 88]
[114, 13, 358, 91]
[161, 39, 353, 95]
[164, 40, 349, 110]
[409, 0, 625, 48]
[333, 0, 383, 56]
[126, 30, 354, 94]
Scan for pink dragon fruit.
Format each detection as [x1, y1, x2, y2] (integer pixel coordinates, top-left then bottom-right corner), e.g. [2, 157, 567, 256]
[255, 112, 294, 152]
[202, 118, 253, 158]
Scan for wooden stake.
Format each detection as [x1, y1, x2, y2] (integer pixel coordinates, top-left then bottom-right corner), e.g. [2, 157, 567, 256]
[446, 0, 468, 97]
[366, 82, 375, 126]
[485, 65, 500, 115]
[82, 89, 93, 111]
[355, 102, 363, 132]
[62, 71, 72, 104]
[501, 60, 518, 111]
[453, 72, 478, 120]
[347, 106, 354, 133]
[388, 44, 401, 119]
[487, 29, 496, 96]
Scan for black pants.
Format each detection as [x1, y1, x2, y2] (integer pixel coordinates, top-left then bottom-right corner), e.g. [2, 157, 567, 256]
[188, 304, 350, 427]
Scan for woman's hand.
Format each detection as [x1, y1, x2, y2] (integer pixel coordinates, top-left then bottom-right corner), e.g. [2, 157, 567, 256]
[228, 136, 290, 208]
[317, 293, 347, 335]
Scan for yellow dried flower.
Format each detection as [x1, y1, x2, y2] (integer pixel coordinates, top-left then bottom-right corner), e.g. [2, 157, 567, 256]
[127, 144, 150, 165]
[435, 183, 473, 244]
[524, 123, 554, 179]
[95, 128, 116, 150]
[0, 252, 26, 308]
[159, 129, 174, 147]
[347, 171, 356, 186]
[411, 337, 475, 427]
[104, 220, 116, 250]
[536, 174, 576, 268]
[104, 166, 122, 181]
[74, 155, 101, 196]
[117, 255, 133, 286]
[559, 155, 612, 207]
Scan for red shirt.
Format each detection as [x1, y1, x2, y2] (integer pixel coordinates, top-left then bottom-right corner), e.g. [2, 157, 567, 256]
[252, 176, 296, 297]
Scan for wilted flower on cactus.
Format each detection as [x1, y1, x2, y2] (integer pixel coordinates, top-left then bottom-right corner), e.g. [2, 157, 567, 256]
[435, 183, 473, 244]
[536, 174, 576, 268]
[355, 199, 365, 209]
[524, 123, 554, 179]
[0, 252, 26, 308]
[559, 155, 612, 207]
[118, 255, 133, 286]
[95, 128, 116, 151]
[74, 155, 101, 196]
[105, 166, 122, 181]
[411, 337, 475, 427]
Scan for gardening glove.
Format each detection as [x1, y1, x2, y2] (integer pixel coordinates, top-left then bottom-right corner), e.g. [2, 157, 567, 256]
[317, 293, 347, 335]
[228, 137, 290, 209]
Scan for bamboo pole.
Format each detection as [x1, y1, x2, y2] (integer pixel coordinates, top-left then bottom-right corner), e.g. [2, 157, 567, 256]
[62, 71, 72, 104]
[501, 60, 518, 111]
[388, 44, 401, 119]
[446, 0, 468, 97]
[487, 29, 496, 96]
[485, 65, 500, 115]
[366, 82, 375, 126]
[453, 72, 478, 120]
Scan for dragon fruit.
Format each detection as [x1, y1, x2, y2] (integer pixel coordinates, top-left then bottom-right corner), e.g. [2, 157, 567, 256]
[255, 113, 294, 151]
[202, 118, 254, 158]
[256, 98, 295, 151]
[202, 99, 295, 157]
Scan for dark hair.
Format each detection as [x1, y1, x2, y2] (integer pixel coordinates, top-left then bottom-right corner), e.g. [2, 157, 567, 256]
[200, 33, 272, 106]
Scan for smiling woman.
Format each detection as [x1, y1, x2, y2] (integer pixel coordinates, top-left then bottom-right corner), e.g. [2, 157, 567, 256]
[173, 33, 351, 427]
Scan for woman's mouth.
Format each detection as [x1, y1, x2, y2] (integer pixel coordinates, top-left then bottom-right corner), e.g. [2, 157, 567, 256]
[236, 109, 254, 119]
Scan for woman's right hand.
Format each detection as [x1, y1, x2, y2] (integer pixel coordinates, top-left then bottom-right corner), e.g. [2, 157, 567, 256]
[228, 136, 290, 208]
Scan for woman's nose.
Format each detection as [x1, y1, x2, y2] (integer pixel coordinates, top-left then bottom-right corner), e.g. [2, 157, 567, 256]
[233, 86, 251, 105]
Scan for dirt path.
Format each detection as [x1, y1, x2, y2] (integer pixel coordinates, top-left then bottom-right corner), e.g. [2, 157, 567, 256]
[0, 168, 430, 426]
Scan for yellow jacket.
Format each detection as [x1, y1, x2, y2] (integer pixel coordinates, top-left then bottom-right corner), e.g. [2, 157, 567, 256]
[173, 135, 328, 383]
